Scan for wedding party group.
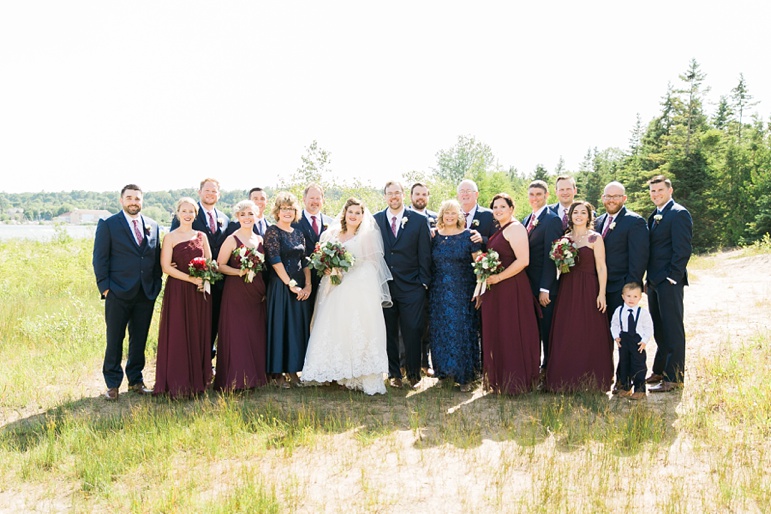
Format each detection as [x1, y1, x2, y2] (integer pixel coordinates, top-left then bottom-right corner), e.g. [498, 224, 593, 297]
[92, 173, 692, 401]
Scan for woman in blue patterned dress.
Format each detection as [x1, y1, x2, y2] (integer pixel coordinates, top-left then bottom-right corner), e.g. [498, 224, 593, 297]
[428, 199, 482, 392]
[264, 192, 312, 388]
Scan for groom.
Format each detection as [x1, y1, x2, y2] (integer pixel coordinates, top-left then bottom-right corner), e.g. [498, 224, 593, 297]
[375, 180, 432, 388]
[93, 184, 162, 401]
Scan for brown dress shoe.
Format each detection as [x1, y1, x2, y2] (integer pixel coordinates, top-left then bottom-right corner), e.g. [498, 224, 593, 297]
[104, 388, 119, 401]
[409, 378, 421, 389]
[649, 381, 680, 393]
[129, 382, 153, 395]
[645, 373, 664, 384]
[617, 388, 633, 398]
[388, 377, 403, 388]
[629, 391, 647, 400]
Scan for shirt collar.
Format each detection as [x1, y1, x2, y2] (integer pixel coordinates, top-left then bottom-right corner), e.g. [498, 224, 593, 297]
[531, 205, 547, 219]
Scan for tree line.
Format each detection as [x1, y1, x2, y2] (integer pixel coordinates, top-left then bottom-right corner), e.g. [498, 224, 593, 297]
[3, 59, 769, 252]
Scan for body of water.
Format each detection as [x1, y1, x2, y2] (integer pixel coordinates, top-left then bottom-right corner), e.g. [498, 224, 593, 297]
[0, 224, 97, 241]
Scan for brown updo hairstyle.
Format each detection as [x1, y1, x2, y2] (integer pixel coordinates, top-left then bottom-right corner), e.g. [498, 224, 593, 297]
[340, 197, 365, 233]
[436, 199, 465, 231]
[270, 191, 302, 223]
[567, 200, 596, 230]
[489, 192, 515, 211]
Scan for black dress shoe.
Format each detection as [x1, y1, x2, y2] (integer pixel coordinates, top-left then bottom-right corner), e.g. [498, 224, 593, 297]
[129, 382, 153, 395]
[649, 381, 681, 393]
[104, 388, 119, 401]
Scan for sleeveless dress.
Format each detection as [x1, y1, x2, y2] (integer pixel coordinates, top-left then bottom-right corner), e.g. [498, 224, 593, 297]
[546, 245, 614, 392]
[264, 225, 311, 374]
[154, 232, 213, 398]
[428, 230, 481, 385]
[301, 230, 389, 395]
[214, 235, 268, 391]
[480, 222, 541, 394]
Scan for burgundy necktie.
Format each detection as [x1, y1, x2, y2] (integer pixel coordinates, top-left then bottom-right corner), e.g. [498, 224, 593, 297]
[463, 212, 470, 228]
[391, 216, 398, 237]
[602, 216, 614, 238]
[133, 219, 144, 245]
[208, 211, 216, 233]
[311, 215, 319, 236]
[561, 210, 569, 230]
[527, 214, 536, 234]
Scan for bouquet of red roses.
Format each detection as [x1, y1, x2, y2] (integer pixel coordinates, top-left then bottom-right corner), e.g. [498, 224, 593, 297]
[471, 250, 504, 298]
[188, 257, 223, 295]
[232, 245, 265, 283]
[308, 241, 355, 285]
[549, 236, 579, 274]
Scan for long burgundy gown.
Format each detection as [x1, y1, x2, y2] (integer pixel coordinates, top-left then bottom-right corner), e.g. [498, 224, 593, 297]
[546, 245, 613, 392]
[154, 232, 213, 398]
[214, 236, 268, 391]
[481, 222, 541, 394]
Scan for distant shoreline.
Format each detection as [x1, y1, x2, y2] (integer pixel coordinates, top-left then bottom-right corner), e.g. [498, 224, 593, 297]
[0, 224, 96, 241]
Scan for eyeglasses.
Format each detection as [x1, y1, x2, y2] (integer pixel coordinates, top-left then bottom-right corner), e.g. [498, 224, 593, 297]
[279, 207, 296, 212]
[458, 189, 476, 195]
[602, 195, 624, 200]
[385, 191, 403, 197]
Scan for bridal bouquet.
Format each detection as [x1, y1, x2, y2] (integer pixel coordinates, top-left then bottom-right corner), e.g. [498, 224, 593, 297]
[471, 250, 504, 298]
[550, 236, 579, 274]
[308, 241, 355, 285]
[188, 257, 223, 295]
[232, 245, 265, 283]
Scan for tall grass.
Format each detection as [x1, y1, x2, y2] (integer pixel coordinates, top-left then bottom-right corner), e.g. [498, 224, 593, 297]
[0, 239, 769, 511]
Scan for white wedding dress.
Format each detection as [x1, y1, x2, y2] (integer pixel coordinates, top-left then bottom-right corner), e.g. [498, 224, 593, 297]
[301, 212, 392, 395]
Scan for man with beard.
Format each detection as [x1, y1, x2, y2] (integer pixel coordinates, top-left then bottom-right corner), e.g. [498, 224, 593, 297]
[93, 184, 162, 400]
[595, 181, 649, 320]
[409, 182, 437, 376]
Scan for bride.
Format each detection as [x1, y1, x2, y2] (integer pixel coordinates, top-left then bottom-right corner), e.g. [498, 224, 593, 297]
[301, 197, 392, 395]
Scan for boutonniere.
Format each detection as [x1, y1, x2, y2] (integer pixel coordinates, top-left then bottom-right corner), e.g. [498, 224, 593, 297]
[472, 219, 480, 227]
[653, 214, 663, 224]
[323, 224, 329, 230]
[144, 224, 152, 236]
[532, 219, 539, 228]
[401, 217, 408, 229]
[608, 222, 616, 231]
[217, 217, 226, 227]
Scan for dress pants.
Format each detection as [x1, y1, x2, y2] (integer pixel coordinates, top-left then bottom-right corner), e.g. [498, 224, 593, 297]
[103, 289, 155, 388]
[647, 280, 686, 383]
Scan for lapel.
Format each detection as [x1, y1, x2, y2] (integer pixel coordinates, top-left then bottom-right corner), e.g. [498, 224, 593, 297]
[601, 207, 625, 238]
[394, 210, 409, 244]
[649, 201, 673, 231]
[380, 210, 397, 245]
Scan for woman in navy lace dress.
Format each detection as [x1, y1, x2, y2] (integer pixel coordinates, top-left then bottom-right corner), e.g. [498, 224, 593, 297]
[264, 192, 312, 388]
[428, 200, 481, 392]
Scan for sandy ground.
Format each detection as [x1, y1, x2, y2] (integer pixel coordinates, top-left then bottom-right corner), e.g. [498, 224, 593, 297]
[2, 250, 770, 512]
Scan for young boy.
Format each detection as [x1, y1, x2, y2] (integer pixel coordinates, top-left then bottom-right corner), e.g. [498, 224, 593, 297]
[611, 282, 654, 400]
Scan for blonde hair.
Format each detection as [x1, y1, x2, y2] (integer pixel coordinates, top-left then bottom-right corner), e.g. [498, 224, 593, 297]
[436, 199, 465, 230]
[233, 200, 257, 215]
[175, 196, 199, 214]
[271, 192, 301, 222]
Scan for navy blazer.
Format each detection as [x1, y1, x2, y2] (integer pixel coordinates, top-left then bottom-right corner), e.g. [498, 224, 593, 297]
[595, 206, 649, 293]
[170, 202, 230, 258]
[646, 200, 693, 286]
[374, 208, 432, 294]
[409, 207, 438, 228]
[93, 212, 162, 300]
[293, 211, 335, 257]
[522, 208, 563, 296]
[470, 205, 497, 247]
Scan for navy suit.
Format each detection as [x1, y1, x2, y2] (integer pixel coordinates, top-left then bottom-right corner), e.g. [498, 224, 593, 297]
[469, 205, 497, 249]
[549, 203, 570, 231]
[293, 211, 335, 306]
[523, 208, 563, 368]
[595, 206, 649, 318]
[375, 208, 432, 381]
[409, 207, 438, 368]
[93, 212, 162, 389]
[170, 203, 230, 351]
[646, 200, 692, 384]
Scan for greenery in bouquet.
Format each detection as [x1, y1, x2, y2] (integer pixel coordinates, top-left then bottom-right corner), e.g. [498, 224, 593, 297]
[308, 241, 355, 285]
[232, 245, 265, 283]
[549, 236, 579, 274]
[188, 257, 224, 294]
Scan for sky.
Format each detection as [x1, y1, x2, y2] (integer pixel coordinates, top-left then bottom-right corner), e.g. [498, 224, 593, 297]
[2, 1, 770, 194]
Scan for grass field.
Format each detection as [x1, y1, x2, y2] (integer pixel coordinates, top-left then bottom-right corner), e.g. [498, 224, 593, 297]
[0, 236, 769, 512]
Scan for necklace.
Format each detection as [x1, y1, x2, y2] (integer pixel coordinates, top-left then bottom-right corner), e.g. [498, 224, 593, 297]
[572, 231, 588, 245]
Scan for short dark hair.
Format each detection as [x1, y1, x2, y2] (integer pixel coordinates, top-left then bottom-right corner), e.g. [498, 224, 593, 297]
[383, 180, 404, 194]
[121, 184, 142, 196]
[248, 187, 264, 196]
[489, 192, 514, 209]
[622, 282, 643, 294]
[555, 175, 576, 188]
[528, 180, 548, 193]
[410, 182, 429, 195]
[648, 175, 672, 188]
